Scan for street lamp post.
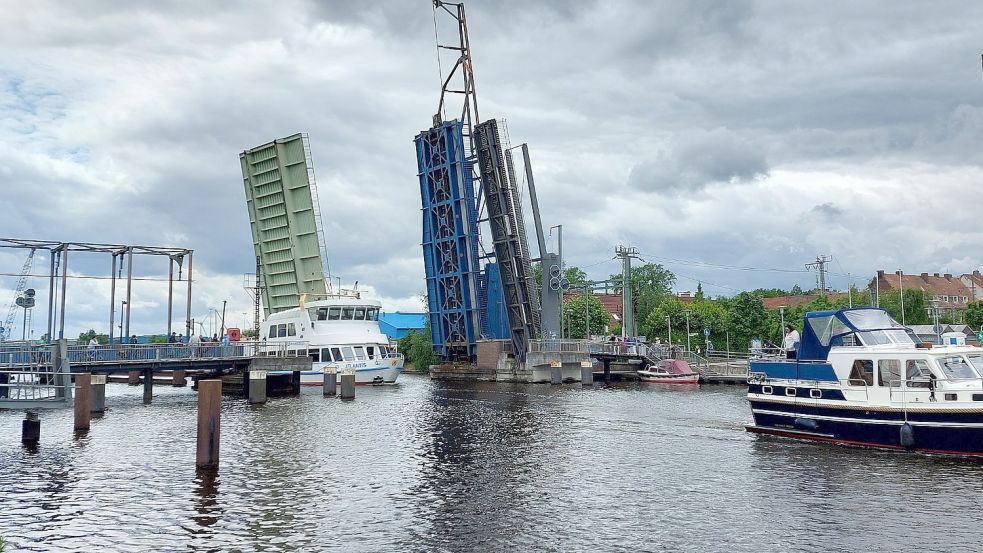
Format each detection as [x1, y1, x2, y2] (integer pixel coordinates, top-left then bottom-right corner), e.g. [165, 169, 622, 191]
[667, 315, 672, 347]
[685, 309, 691, 352]
[119, 300, 127, 341]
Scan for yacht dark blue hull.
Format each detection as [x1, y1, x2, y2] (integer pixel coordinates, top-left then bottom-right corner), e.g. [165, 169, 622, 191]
[749, 399, 983, 456]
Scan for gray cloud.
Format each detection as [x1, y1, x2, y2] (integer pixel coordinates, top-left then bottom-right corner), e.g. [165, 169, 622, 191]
[2, 0, 983, 337]
[627, 129, 768, 195]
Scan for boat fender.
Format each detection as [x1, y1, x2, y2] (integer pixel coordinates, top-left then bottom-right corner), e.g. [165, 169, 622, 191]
[793, 418, 819, 432]
[900, 422, 915, 449]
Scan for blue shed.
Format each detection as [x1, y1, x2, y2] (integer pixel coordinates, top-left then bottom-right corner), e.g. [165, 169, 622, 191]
[378, 312, 428, 340]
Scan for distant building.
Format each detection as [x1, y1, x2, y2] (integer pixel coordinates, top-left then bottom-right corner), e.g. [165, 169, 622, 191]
[875, 270, 975, 311]
[960, 270, 983, 302]
[377, 312, 427, 340]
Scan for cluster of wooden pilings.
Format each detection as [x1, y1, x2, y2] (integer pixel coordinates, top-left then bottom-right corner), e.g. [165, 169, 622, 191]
[19, 367, 359, 470]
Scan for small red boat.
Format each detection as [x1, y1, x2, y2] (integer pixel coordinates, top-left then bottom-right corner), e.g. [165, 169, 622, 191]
[637, 359, 700, 384]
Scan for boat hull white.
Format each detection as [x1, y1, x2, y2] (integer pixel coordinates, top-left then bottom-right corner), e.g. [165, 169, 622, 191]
[637, 371, 700, 384]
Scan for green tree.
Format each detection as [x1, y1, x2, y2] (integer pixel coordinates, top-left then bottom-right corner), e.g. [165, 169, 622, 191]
[78, 329, 108, 344]
[725, 292, 768, 352]
[790, 284, 804, 295]
[694, 283, 705, 301]
[641, 297, 687, 345]
[398, 325, 439, 372]
[878, 289, 930, 325]
[532, 261, 542, 287]
[750, 287, 789, 299]
[965, 301, 983, 330]
[564, 266, 588, 288]
[610, 263, 676, 331]
[562, 294, 611, 338]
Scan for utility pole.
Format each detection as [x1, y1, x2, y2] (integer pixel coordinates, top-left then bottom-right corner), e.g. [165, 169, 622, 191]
[805, 255, 832, 295]
[615, 245, 639, 338]
[685, 309, 692, 352]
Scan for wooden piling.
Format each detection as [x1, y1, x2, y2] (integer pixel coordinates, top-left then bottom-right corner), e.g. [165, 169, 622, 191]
[91, 374, 106, 413]
[127, 370, 141, 386]
[22, 412, 40, 444]
[142, 367, 153, 404]
[323, 367, 337, 397]
[248, 370, 267, 404]
[74, 373, 92, 431]
[172, 369, 187, 387]
[291, 370, 301, 396]
[340, 369, 355, 400]
[603, 359, 612, 383]
[196, 379, 221, 470]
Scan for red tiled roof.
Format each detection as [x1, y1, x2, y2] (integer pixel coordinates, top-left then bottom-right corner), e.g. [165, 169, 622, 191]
[876, 270, 973, 307]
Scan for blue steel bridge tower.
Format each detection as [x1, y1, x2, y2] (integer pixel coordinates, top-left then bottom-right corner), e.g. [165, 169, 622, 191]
[416, 1, 540, 363]
[415, 120, 481, 361]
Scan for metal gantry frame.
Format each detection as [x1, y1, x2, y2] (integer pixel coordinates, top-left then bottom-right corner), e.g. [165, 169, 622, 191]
[0, 239, 193, 342]
[474, 119, 540, 360]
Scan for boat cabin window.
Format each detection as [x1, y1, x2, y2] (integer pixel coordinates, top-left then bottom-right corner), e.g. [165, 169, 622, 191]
[341, 346, 355, 361]
[277, 324, 287, 338]
[328, 308, 341, 321]
[878, 359, 902, 387]
[268, 325, 275, 339]
[366, 346, 375, 359]
[366, 308, 378, 321]
[848, 359, 874, 386]
[906, 360, 933, 388]
[354, 307, 366, 320]
[287, 323, 296, 337]
[937, 356, 979, 380]
[380, 345, 389, 356]
[330, 347, 342, 362]
[316, 308, 329, 321]
[342, 307, 355, 320]
[354, 346, 367, 361]
[310, 349, 320, 363]
[321, 348, 332, 362]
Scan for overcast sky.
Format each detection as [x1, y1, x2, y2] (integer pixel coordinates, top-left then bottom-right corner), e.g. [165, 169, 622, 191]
[2, 0, 983, 338]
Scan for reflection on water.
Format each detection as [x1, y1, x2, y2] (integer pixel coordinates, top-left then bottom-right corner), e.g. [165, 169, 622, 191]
[2, 377, 983, 552]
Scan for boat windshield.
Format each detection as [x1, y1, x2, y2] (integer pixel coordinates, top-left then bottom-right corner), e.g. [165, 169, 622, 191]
[936, 355, 980, 380]
[856, 329, 917, 346]
[967, 354, 983, 375]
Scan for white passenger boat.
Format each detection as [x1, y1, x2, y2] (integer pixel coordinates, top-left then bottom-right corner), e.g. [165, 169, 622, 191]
[747, 307, 983, 456]
[262, 297, 404, 385]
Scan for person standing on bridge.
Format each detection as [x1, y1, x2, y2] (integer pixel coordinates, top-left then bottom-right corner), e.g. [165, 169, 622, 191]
[189, 332, 201, 358]
[87, 336, 98, 361]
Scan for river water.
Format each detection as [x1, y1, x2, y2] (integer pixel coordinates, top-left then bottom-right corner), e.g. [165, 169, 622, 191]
[2, 375, 983, 552]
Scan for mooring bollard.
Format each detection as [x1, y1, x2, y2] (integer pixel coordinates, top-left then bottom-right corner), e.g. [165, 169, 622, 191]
[91, 374, 107, 413]
[128, 370, 141, 386]
[74, 373, 92, 431]
[581, 363, 594, 385]
[248, 370, 267, 405]
[22, 412, 40, 444]
[340, 368, 355, 400]
[172, 369, 187, 387]
[196, 379, 222, 470]
[323, 366, 337, 397]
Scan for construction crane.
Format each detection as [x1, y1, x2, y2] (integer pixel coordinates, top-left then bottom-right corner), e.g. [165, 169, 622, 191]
[1, 250, 36, 341]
